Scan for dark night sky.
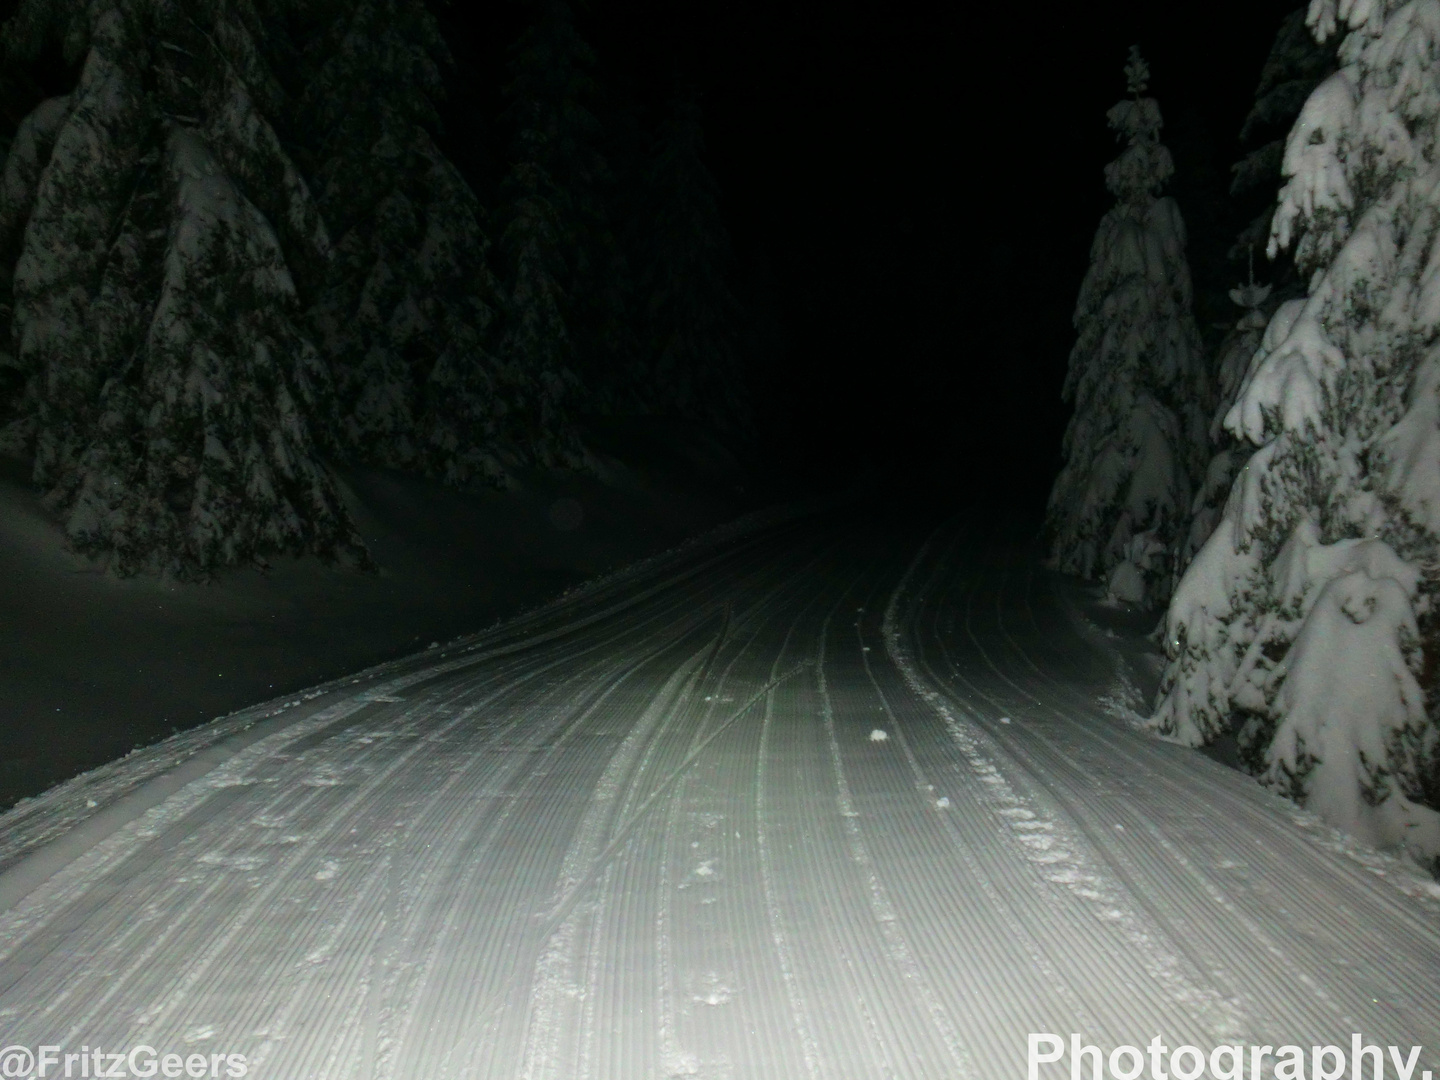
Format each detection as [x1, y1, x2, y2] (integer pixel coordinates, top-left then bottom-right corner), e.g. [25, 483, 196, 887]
[434, 0, 1298, 502]
[1, 0, 1304, 506]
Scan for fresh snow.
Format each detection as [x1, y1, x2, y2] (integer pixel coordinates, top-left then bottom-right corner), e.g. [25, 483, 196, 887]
[1046, 48, 1210, 610]
[0, 515, 1437, 1077]
[1, 0, 360, 575]
[1156, 0, 1440, 863]
[0, 437, 754, 814]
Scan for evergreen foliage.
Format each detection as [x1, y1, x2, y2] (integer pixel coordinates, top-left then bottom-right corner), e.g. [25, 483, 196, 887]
[631, 87, 751, 437]
[1231, 6, 1337, 292]
[1154, 0, 1440, 861]
[0, 92, 69, 407]
[0, 0, 757, 575]
[1173, 6, 1333, 583]
[1046, 48, 1210, 608]
[0, 0, 366, 576]
[493, 0, 605, 467]
[295, 0, 509, 486]
[1174, 258, 1271, 573]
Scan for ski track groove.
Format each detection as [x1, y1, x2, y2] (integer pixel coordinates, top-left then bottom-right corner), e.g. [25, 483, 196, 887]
[899, 520, 1440, 1061]
[915, 537, 1273, 1043]
[1012, 544, 1440, 943]
[977, 534, 1440, 1037]
[883, 527, 1223, 1050]
[3, 515, 1440, 1076]
[815, 599, 973, 1078]
[515, 538, 840, 1079]
[972, 548, 1366, 1038]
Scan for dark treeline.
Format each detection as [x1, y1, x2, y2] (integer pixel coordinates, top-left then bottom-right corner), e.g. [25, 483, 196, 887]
[0, 0, 754, 576]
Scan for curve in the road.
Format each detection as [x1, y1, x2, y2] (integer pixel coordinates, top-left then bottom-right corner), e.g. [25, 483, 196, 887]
[0, 513, 1437, 1078]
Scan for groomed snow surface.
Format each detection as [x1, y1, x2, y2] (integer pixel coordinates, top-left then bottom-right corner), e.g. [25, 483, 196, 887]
[2, 515, 1439, 1079]
[0, 431, 749, 812]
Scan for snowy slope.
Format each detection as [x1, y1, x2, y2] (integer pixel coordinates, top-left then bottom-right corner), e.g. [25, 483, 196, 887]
[0, 513, 1437, 1078]
[0, 449, 750, 811]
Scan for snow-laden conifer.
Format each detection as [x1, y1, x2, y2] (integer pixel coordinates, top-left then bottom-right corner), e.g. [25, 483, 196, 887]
[631, 88, 751, 437]
[1173, 8, 1333, 580]
[1154, 0, 1440, 862]
[297, 0, 509, 486]
[0, 93, 71, 417]
[493, 0, 604, 468]
[0, 0, 365, 575]
[1231, 7, 1338, 283]
[1046, 49, 1210, 608]
[1175, 258, 1272, 571]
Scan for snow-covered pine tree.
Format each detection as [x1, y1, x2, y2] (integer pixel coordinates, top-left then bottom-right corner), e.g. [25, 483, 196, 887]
[579, 97, 642, 420]
[0, 90, 71, 423]
[631, 86, 751, 438]
[1153, 0, 1440, 862]
[1230, 6, 1338, 295]
[1046, 48, 1210, 608]
[1175, 255, 1272, 570]
[493, 0, 605, 468]
[295, 0, 509, 487]
[0, 0, 366, 575]
[1174, 7, 1334, 578]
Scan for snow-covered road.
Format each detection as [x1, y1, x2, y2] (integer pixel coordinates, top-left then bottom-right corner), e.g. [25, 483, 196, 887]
[2, 515, 1439, 1079]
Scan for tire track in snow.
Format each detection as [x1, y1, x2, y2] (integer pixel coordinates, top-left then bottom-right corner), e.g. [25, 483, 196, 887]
[18, 514, 1434, 1077]
[524, 660, 818, 1074]
[519, 646, 707, 1079]
[391, 549, 813, 1079]
[0, 565, 720, 986]
[0, 520, 819, 1076]
[757, 575, 901, 1079]
[0, 516, 813, 888]
[254, 578, 760, 1077]
[393, 634, 724, 1080]
[533, 542, 835, 937]
[150, 609, 720, 1064]
[133, 653, 620, 1057]
[421, 537, 834, 1079]
[250, 644, 665, 1080]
